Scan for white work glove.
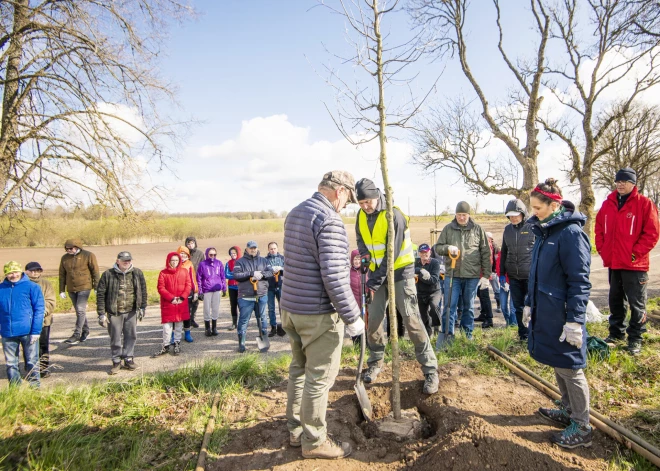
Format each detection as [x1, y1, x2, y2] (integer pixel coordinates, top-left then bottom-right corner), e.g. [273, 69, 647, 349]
[30, 335, 40, 345]
[503, 282, 510, 293]
[439, 264, 446, 275]
[60, 292, 67, 299]
[193, 293, 199, 302]
[447, 245, 459, 256]
[523, 306, 531, 327]
[345, 317, 365, 337]
[479, 277, 490, 290]
[271, 265, 282, 273]
[420, 268, 430, 280]
[98, 315, 107, 328]
[559, 322, 583, 349]
[253, 271, 263, 280]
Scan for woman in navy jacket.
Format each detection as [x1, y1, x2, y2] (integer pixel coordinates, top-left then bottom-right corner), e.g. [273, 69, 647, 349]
[524, 178, 593, 449]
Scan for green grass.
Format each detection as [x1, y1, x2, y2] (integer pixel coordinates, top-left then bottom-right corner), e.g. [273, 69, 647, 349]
[46, 271, 161, 313]
[0, 354, 290, 471]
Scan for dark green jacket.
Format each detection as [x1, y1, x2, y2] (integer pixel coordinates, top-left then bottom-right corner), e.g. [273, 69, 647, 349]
[96, 265, 147, 317]
[434, 219, 491, 279]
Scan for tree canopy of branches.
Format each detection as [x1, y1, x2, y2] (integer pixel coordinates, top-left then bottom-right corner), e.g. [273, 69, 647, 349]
[0, 0, 193, 215]
[408, 0, 551, 204]
[321, 0, 438, 420]
[593, 103, 660, 193]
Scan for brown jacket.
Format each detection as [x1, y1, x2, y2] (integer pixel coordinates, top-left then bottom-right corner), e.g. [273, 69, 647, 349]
[29, 276, 56, 326]
[59, 239, 100, 293]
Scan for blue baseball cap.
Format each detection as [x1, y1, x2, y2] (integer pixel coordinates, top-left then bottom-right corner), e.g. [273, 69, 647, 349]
[247, 240, 258, 248]
[418, 243, 431, 252]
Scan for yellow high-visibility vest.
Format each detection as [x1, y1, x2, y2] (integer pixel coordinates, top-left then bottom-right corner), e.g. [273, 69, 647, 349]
[358, 207, 414, 272]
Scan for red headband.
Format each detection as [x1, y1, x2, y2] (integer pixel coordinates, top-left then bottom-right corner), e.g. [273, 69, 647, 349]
[532, 186, 563, 203]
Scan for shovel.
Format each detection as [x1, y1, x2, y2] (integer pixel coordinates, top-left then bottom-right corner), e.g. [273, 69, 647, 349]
[251, 277, 270, 353]
[436, 250, 460, 350]
[354, 254, 373, 421]
[274, 271, 286, 337]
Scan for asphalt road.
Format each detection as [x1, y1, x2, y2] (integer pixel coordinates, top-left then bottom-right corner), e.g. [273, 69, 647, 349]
[2, 246, 660, 388]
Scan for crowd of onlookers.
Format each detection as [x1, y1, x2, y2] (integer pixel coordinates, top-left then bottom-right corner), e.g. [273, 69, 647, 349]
[0, 166, 656, 457]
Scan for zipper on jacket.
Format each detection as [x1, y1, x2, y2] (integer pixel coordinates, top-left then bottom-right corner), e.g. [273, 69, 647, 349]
[630, 216, 635, 236]
[604, 215, 607, 235]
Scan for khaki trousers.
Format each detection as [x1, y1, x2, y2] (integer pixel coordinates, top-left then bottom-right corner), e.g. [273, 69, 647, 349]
[367, 277, 438, 374]
[282, 309, 344, 450]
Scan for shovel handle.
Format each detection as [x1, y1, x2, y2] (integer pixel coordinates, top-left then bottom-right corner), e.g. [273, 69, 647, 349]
[273, 271, 279, 283]
[448, 250, 460, 269]
[414, 274, 419, 283]
[250, 277, 258, 291]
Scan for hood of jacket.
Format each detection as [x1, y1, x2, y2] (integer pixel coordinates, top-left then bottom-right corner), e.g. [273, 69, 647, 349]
[205, 247, 218, 260]
[3, 272, 29, 286]
[176, 245, 191, 257]
[64, 238, 83, 249]
[113, 263, 134, 274]
[351, 249, 361, 271]
[184, 236, 198, 249]
[228, 245, 242, 259]
[164, 252, 181, 273]
[505, 199, 528, 221]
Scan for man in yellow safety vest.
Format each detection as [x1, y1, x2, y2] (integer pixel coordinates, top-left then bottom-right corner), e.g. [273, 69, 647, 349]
[354, 178, 438, 395]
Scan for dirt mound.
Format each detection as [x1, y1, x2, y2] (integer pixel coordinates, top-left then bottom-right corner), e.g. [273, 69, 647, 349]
[210, 361, 616, 470]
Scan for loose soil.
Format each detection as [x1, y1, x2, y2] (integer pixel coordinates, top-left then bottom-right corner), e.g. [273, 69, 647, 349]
[210, 361, 617, 471]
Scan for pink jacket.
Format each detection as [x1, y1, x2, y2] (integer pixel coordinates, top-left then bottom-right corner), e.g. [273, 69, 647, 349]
[350, 249, 368, 309]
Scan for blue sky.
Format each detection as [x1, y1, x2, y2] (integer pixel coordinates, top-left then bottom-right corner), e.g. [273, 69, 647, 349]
[146, 0, 658, 214]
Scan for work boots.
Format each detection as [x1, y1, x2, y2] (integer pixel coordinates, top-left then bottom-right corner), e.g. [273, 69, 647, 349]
[423, 371, 439, 394]
[238, 333, 246, 353]
[363, 365, 381, 384]
[268, 326, 277, 338]
[205, 321, 212, 337]
[211, 320, 219, 336]
[302, 437, 352, 460]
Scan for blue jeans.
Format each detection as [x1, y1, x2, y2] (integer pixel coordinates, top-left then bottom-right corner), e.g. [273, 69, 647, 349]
[499, 289, 517, 326]
[237, 296, 268, 336]
[2, 335, 40, 387]
[267, 289, 281, 327]
[442, 277, 479, 338]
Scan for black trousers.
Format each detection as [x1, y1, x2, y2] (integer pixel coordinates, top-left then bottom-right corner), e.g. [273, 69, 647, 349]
[228, 289, 239, 325]
[477, 287, 493, 323]
[509, 278, 529, 340]
[608, 269, 648, 342]
[39, 325, 50, 369]
[418, 291, 442, 336]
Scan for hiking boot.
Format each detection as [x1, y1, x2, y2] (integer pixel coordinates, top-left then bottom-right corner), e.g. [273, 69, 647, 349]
[538, 402, 572, 427]
[40, 368, 51, 379]
[205, 321, 212, 337]
[79, 331, 89, 342]
[190, 316, 199, 328]
[64, 334, 81, 345]
[173, 341, 181, 355]
[604, 336, 624, 347]
[481, 322, 494, 329]
[184, 330, 194, 343]
[628, 340, 642, 355]
[228, 322, 237, 331]
[122, 358, 138, 371]
[152, 345, 170, 357]
[550, 421, 593, 449]
[211, 320, 219, 336]
[495, 307, 502, 313]
[268, 326, 277, 338]
[474, 314, 487, 322]
[109, 362, 121, 375]
[363, 365, 381, 384]
[423, 371, 439, 394]
[302, 437, 352, 460]
[277, 324, 286, 337]
[290, 432, 302, 447]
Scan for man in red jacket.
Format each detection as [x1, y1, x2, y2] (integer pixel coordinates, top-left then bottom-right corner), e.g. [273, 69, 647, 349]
[595, 167, 660, 355]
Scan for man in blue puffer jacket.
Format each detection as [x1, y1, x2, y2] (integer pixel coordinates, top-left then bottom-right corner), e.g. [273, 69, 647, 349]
[0, 261, 45, 387]
[232, 241, 274, 352]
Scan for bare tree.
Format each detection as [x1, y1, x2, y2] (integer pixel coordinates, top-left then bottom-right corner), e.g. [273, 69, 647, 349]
[593, 103, 660, 193]
[408, 0, 551, 204]
[625, 0, 660, 41]
[0, 0, 194, 215]
[538, 0, 660, 234]
[321, 0, 438, 420]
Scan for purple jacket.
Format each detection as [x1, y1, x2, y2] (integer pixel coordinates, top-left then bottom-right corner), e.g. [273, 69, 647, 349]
[196, 247, 227, 294]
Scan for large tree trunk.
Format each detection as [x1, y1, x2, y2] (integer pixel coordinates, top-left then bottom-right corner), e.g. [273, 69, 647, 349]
[0, 0, 28, 201]
[578, 168, 596, 238]
[373, 0, 401, 421]
[520, 159, 539, 208]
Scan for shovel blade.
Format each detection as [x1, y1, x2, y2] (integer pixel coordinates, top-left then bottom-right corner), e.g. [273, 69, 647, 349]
[354, 382, 373, 421]
[435, 332, 454, 351]
[256, 333, 270, 353]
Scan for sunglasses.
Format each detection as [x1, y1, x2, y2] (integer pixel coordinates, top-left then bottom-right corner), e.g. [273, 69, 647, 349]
[208, 253, 217, 257]
[65, 247, 75, 251]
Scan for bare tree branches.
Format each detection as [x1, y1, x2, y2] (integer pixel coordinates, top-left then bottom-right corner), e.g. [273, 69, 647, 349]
[408, 0, 550, 203]
[0, 0, 194, 215]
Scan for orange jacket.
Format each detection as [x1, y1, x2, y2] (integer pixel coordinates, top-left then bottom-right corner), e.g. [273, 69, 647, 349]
[176, 245, 199, 293]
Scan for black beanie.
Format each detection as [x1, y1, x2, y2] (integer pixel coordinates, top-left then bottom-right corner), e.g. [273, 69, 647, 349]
[356, 178, 380, 200]
[456, 201, 471, 214]
[615, 167, 637, 184]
